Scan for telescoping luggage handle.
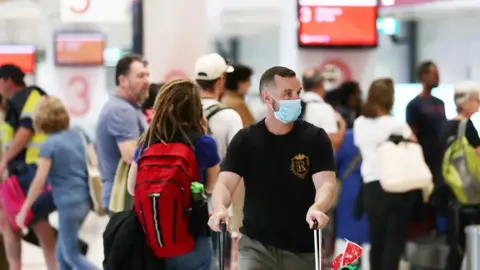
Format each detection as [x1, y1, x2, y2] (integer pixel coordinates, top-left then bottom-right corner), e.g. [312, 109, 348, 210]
[313, 220, 322, 270]
[219, 221, 228, 270]
[217, 220, 321, 270]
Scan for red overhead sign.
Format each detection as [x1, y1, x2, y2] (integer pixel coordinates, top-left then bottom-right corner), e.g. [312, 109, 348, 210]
[379, 0, 438, 7]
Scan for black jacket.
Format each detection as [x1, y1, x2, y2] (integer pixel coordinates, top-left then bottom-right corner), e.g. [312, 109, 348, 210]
[103, 210, 164, 270]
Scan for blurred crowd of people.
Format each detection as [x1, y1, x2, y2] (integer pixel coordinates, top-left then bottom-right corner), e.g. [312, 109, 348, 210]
[0, 53, 478, 270]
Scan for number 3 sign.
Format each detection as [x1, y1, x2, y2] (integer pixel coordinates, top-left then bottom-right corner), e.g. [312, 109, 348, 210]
[61, 0, 127, 23]
[66, 75, 90, 116]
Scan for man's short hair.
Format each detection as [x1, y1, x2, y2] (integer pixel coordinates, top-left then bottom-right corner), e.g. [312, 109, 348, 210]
[417, 61, 435, 81]
[302, 69, 324, 92]
[225, 64, 253, 91]
[259, 66, 296, 93]
[0, 64, 26, 87]
[196, 78, 220, 91]
[115, 54, 147, 86]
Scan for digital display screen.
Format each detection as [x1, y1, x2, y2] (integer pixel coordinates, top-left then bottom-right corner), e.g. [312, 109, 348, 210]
[0, 45, 36, 74]
[55, 32, 105, 66]
[298, 0, 378, 48]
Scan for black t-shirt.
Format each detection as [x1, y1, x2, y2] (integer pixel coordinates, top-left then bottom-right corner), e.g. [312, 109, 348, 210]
[406, 96, 446, 170]
[221, 119, 335, 252]
[443, 119, 480, 148]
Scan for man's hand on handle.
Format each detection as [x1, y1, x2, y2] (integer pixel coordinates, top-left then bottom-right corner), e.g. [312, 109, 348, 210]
[208, 208, 230, 232]
[306, 206, 329, 229]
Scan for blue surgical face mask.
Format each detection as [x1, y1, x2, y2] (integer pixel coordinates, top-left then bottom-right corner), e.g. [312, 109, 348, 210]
[268, 92, 302, 123]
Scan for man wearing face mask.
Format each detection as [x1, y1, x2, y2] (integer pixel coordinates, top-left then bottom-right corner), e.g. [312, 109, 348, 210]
[208, 66, 337, 270]
[96, 54, 149, 214]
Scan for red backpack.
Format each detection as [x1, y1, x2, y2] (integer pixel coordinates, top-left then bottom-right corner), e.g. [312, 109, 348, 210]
[134, 140, 200, 258]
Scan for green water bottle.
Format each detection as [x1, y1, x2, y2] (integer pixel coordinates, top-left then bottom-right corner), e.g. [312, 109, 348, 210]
[191, 182, 207, 203]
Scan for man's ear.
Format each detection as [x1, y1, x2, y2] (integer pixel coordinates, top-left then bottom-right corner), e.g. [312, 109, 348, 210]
[260, 91, 269, 104]
[118, 75, 127, 86]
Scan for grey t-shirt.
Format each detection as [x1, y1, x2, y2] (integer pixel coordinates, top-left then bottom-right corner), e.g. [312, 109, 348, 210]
[96, 96, 147, 208]
[39, 128, 91, 207]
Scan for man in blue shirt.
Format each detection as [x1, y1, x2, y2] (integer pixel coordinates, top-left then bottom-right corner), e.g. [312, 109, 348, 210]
[96, 54, 149, 213]
[407, 61, 446, 184]
[406, 61, 447, 235]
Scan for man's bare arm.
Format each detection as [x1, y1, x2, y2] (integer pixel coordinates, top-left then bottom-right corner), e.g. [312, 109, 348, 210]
[311, 171, 337, 213]
[211, 171, 242, 212]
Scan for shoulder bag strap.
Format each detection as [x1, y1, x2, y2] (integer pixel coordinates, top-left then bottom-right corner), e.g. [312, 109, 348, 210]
[78, 131, 92, 168]
[457, 119, 468, 139]
[340, 153, 362, 181]
[205, 104, 228, 121]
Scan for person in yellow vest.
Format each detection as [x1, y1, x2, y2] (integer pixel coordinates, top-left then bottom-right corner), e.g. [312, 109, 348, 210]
[0, 94, 8, 270]
[0, 64, 57, 270]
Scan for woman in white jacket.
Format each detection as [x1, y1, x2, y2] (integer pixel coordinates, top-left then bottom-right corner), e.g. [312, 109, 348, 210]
[353, 78, 417, 270]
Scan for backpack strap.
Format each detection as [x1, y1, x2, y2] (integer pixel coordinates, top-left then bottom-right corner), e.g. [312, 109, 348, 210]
[204, 103, 229, 120]
[457, 119, 469, 139]
[340, 153, 362, 181]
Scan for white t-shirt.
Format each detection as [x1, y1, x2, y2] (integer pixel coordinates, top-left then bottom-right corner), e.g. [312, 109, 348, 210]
[202, 98, 243, 159]
[302, 92, 338, 134]
[353, 115, 412, 183]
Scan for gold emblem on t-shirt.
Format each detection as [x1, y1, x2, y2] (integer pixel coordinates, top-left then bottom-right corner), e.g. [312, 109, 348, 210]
[290, 154, 310, 179]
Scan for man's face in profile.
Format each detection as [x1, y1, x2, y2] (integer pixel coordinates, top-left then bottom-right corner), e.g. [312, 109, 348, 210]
[0, 78, 6, 96]
[0, 78, 10, 97]
[126, 61, 150, 104]
[424, 64, 440, 89]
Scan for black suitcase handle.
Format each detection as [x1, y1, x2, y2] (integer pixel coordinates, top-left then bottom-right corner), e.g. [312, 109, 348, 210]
[218, 221, 228, 270]
[313, 220, 322, 270]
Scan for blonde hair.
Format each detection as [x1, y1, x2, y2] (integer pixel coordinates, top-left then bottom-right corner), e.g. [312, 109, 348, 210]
[33, 96, 70, 134]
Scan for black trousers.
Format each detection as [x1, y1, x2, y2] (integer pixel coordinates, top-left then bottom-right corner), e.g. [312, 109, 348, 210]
[445, 205, 480, 270]
[363, 181, 416, 270]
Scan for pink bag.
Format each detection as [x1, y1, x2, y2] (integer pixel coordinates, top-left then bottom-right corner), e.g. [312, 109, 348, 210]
[0, 175, 48, 231]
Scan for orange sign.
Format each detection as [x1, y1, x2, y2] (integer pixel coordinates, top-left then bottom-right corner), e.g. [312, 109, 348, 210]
[298, 0, 378, 47]
[55, 33, 105, 66]
[0, 45, 36, 74]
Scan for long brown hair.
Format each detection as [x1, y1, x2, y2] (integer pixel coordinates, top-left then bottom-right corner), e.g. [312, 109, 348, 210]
[138, 79, 204, 149]
[361, 78, 394, 118]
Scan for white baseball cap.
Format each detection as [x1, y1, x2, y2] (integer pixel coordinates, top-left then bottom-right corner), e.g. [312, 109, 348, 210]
[194, 53, 234, 80]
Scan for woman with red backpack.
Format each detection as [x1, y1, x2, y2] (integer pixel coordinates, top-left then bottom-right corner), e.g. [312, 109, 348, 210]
[127, 79, 221, 270]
